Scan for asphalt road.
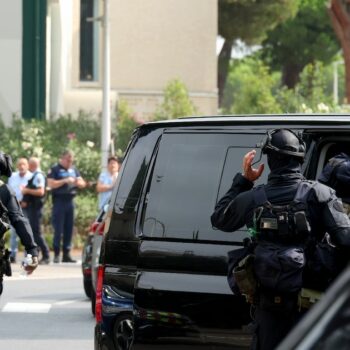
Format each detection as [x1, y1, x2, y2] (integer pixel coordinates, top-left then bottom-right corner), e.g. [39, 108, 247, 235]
[0, 254, 94, 350]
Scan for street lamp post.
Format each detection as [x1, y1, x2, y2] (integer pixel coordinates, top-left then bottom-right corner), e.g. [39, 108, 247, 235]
[333, 60, 344, 105]
[101, 0, 111, 170]
[86, 0, 111, 170]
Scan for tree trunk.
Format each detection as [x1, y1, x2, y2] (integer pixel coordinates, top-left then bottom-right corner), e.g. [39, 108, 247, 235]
[282, 63, 303, 89]
[218, 39, 233, 108]
[328, 0, 350, 103]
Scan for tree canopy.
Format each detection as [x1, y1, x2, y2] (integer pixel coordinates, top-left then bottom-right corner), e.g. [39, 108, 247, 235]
[262, 0, 340, 88]
[218, 0, 299, 105]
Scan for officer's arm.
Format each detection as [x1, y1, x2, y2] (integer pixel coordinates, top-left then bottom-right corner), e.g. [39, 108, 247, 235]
[47, 177, 69, 189]
[76, 176, 86, 189]
[211, 173, 254, 232]
[1, 186, 38, 256]
[315, 186, 350, 247]
[22, 187, 44, 197]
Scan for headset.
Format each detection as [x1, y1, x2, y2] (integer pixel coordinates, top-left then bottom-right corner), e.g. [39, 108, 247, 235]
[261, 129, 306, 158]
[252, 129, 306, 165]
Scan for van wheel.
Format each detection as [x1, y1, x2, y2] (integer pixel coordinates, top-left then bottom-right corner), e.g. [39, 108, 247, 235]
[113, 314, 133, 350]
[83, 277, 92, 299]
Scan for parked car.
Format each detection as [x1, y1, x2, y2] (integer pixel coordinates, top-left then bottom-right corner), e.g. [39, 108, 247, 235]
[95, 115, 350, 350]
[82, 208, 107, 299]
[277, 265, 350, 350]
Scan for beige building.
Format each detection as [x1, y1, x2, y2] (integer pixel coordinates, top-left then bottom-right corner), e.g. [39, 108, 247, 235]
[0, 0, 218, 124]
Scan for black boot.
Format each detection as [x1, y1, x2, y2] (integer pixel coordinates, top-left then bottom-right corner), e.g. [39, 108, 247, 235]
[62, 252, 76, 263]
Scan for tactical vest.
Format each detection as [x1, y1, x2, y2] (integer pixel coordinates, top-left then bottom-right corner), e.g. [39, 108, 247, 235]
[22, 171, 47, 207]
[252, 181, 313, 244]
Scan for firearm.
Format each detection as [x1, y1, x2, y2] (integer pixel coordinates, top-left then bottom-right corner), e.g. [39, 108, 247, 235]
[0, 199, 11, 296]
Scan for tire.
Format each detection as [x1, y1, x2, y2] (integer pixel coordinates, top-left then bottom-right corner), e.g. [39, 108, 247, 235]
[113, 314, 134, 350]
[91, 289, 96, 316]
[83, 277, 92, 299]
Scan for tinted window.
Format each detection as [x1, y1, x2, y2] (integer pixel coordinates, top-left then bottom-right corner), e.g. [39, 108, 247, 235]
[141, 132, 267, 242]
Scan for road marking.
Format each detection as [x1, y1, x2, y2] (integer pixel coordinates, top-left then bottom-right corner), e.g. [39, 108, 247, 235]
[2, 302, 52, 313]
[54, 300, 76, 306]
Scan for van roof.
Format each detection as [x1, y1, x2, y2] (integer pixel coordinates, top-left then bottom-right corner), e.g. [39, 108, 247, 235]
[144, 114, 350, 126]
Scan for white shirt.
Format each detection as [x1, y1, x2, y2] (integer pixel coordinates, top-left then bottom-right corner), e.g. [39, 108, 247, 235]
[8, 171, 33, 201]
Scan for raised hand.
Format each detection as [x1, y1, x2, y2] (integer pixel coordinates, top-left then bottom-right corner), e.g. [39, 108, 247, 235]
[242, 150, 264, 182]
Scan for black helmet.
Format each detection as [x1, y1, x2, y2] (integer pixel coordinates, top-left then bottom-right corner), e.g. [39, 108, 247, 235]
[261, 129, 306, 160]
[0, 152, 13, 177]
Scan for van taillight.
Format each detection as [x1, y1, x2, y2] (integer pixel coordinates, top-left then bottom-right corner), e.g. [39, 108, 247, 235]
[97, 221, 105, 236]
[95, 265, 105, 323]
[90, 222, 99, 232]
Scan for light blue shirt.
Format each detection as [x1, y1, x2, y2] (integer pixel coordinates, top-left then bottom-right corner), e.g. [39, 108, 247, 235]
[32, 170, 45, 188]
[98, 171, 117, 209]
[8, 171, 33, 201]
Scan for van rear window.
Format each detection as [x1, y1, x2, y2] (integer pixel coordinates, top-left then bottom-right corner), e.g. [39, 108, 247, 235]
[141, 132, 267, 241]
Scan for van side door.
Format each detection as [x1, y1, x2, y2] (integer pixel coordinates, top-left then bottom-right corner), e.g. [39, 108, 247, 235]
[133, 130, 268, 349]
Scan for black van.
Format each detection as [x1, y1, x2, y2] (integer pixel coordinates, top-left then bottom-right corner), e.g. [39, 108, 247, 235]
[95, 115, 350, 350]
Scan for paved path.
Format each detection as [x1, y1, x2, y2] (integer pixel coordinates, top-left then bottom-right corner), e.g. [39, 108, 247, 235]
[0, 251, 95, 350]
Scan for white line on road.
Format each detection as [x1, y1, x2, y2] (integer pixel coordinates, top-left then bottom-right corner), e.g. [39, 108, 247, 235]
[54, 300, 77, 306]
[2, 302, 52, 313]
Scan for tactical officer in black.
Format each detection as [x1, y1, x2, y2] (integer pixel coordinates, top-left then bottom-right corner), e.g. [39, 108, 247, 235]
[211, 129, 350, 350]
[318, 152, 350, 216]
[0, 152, 38, 295]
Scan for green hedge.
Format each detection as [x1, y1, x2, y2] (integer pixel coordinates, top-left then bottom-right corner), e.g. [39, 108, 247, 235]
[0, 113, 102, 249]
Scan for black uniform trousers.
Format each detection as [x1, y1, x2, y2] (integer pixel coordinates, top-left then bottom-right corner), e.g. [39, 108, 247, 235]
[26, 204, 50, 259]
[252, 297, 300, 350]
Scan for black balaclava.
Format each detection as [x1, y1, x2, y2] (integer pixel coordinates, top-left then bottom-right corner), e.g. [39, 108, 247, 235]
[265, 129, 304, 181]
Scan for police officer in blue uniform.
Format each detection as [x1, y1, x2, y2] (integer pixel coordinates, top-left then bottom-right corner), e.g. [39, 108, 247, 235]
[48, 150, 86, 263]
[211, 129, 350, 350]
[22, 157, 50, 264]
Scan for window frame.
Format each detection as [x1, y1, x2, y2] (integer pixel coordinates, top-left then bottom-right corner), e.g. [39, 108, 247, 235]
[79, 0, 100, 82]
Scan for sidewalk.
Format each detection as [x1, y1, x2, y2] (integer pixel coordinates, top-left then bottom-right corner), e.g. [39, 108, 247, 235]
[6, 249, 83, 280]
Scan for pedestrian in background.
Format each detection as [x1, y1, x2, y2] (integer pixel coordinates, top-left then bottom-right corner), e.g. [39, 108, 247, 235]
[47, 150, 86, 263]
[21, 157, 50, 265]
[96, 156, 120, 210]
[7, 157, 32, 263]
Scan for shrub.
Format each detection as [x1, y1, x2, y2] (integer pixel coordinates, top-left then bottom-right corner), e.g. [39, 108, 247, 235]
[115, 100, 140, 153]
[153, 79, 198, 120]
[0, 113, 103, 247]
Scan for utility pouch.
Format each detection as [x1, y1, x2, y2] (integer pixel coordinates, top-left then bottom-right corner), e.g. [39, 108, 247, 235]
[233, 254, 257, 303]
[254, 242, 305, 293]
[227, 238, 256, 295]
[298, 288, 323, 310]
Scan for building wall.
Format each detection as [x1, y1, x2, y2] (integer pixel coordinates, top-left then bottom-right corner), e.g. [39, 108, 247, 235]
[65, 0, 218, 119]
[0, 0, 22, 124]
